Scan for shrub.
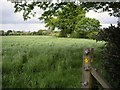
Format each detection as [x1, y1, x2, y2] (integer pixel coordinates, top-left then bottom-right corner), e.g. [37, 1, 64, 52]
[96, 23, 120, 88]
[48, 31, 60, 37]
[59, 31, 67, 37]
[70, 32, 80, 38]
[70, 31, 88, 38]
[87, 31, 98, 39]
[42, 31, 48, 35]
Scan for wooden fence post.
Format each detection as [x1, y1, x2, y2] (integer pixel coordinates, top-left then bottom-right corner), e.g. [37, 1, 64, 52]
[82, 48, 93, 88]
[82, 48, 112, 89]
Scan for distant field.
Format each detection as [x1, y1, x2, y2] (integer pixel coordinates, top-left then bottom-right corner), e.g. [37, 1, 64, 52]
[2, 36, 104, 88]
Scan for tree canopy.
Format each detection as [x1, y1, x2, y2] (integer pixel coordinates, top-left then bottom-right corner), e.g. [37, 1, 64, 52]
[13, 2, 103, 37]
[13, 2, 120, 21]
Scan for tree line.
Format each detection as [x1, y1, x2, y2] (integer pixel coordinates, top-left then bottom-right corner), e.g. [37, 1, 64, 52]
[0, 29, 49, 36]
[0, 29, 99, 39]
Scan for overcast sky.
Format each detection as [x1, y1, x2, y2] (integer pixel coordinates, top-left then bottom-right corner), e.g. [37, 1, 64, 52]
[0, 0, 118, 31]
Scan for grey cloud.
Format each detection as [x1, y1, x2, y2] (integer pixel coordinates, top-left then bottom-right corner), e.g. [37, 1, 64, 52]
[1, 0, 43, 24]
[96, 15, 118, 24]
[86, 10, 118, 24]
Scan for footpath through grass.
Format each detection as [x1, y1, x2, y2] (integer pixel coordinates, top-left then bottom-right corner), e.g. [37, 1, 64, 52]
[2, 36, 104, 88]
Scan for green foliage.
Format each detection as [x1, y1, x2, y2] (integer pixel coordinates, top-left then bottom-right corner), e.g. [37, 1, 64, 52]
[70, 31, 80, 38]
[49, 31, 60, 37]
[44, 3, 100, 38]
[59, 30, 68, 37]
[13, 2, 120, 39]
[2, 36, 104, 88]
[81, 2, 120, 17]
[45, 16, 58, 32]
[13, 2, 102, 38]
[13, 2, 120, 21]
[74, 18, 100, 38]
[87, 31, 98, 39]
[13, 2, 120, 38]
[1, 30, 50, 36]
[70, 31, 98, 39]
[0, 30, 5, 36]
[37, 30, 44, 35]
[53, 3, 100, 38]
[96, 23, 120, 88]
[6, 30, 12, 36]
[76, 18, 100, 31]
[56, 3, 85, 35]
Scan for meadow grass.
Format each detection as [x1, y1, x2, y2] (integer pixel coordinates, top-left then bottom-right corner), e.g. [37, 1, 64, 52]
[2, 36, 104, 88]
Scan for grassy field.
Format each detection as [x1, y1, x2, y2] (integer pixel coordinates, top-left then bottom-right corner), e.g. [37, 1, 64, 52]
[2, 36, 104, 88]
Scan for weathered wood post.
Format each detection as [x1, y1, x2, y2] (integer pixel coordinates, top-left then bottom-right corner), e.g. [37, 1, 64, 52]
[90, 48, 94, 63]
[82, 48, 94, 88]
[82, 48, 112, 89]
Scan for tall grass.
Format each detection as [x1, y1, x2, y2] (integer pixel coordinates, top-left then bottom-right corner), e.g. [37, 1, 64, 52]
[2, 36, 104, 88]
